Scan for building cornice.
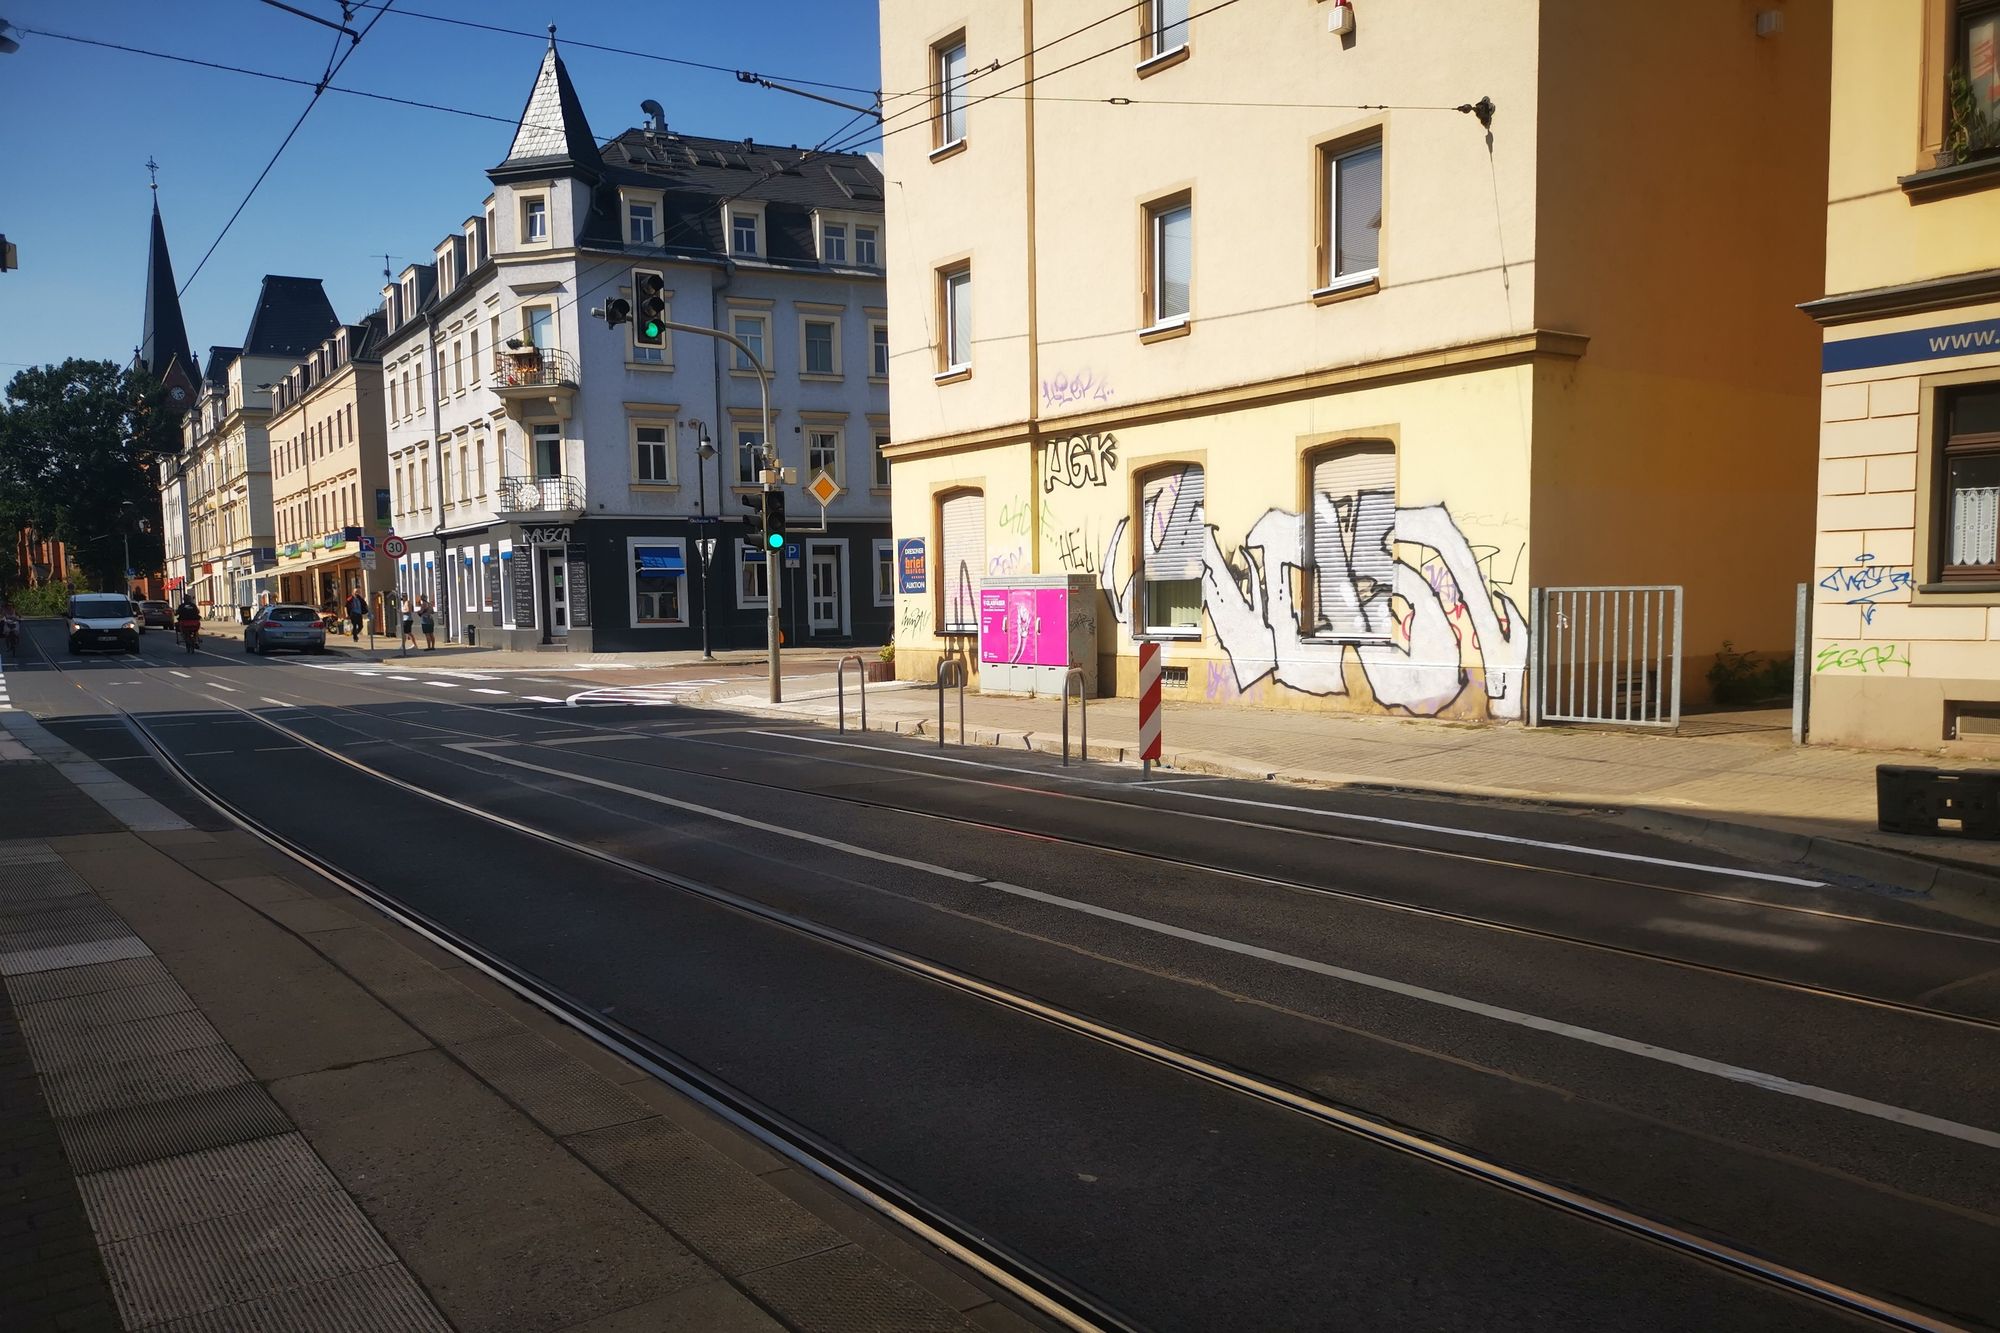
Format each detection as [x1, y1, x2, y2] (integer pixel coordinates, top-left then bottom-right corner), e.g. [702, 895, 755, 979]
[1800, 267, 2000, 327]
[883, 328, 1589, 461]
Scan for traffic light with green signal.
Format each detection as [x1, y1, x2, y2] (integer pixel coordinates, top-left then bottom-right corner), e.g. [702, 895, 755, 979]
[636, 272, 667, 344]
[763, 490, 786, 551]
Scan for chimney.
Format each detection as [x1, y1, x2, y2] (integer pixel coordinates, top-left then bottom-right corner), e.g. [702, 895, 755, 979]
[640, 99, 666, 133]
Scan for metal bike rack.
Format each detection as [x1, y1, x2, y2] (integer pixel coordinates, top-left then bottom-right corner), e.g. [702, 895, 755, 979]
[1061, 667, 1088, 767]
[835, 654, 867, 734]
[936, 658, 967, 748]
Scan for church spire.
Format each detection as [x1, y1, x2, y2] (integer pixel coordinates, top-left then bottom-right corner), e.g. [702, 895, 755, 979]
[140, 164, 198, 407]
[490, 31, 602, 184]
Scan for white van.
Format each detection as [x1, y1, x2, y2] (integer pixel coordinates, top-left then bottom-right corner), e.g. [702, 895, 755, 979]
[68, 594, 141, 655]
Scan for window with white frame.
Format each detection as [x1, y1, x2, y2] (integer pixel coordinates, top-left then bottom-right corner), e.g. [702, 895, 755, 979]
[855, 225, 879, 267]
[870, 321, 889, 379]
[735, 425, 766, 485]
[474, 437, 487, 495]
[453, 340, 464, 393]
[737, 539, 770, 605]
[1148, 0, 1190, 57]
[1147, 195, 1192, 327]
[935, 36, 969, 148]
[522, 196, 548, 242]
[525, 305, 553, 350]
[938, 489, 984, 632]
[730, 312, 768, 372]
[822, 221, 847, 264]
[628, 201, 656, 245]
[630, 538, 688, 626]
[633, 421, 674, 483]
[940, 266, 971, 373]
[873, 430, 892, 488]
[1322, 136, 1383, 292]
[1140, 466, 1204, 636]
[807, 428, 841, 482]
[873, 539, 895, 606]
[1304, 442, 1397, 641]
[730, 208, 760, 256]
[803, 318, 839, 376]
[533, 422, 563, 478]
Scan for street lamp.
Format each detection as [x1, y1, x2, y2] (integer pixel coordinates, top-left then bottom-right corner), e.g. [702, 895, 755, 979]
[691, 422, 718, 661]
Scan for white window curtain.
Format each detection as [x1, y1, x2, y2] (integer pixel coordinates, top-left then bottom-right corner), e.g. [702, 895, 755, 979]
[1155, 204, 1191, 323]
[939, 491, 985, 632]
[1141, 467, 1204, 633]
[1333, 144, 1383, 280]
[1309, 446, 1396, 640]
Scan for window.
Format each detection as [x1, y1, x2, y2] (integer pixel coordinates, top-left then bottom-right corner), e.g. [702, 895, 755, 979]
[458, 444, 469, 500]
[871, 321, 890, 379]
[525, 305, 553, 350]
[1955, 2, 1999, 165]
[533, 423, 563, 478]
[736, 426, 766, 485]
[1940, 385, 2000, 580]
[1305, 443, 1397, 641]
[935, 37, 969, 148]
[1140, 467, 1204, 636]
[940, 266, 972, 374]
[631, 539, 687, 626]
[628, 201, 656, 245]
[873, 430, 892, 488]
[730, 209, 760, 256]
[523, 196, 548, 242]
[468, 330, 480, 385]
[873, 539, 895, 606]
[804, 319, 839, 376]
[1322, 137, 1384, 293]
[730, 312, 767, 372]
[1146, 196, 1192, 328]
[453, 340, 464, 393]
[394, 465, 405, 514]
[938, 489, 984, 632]
[807, 428, 841, 482]
[856, 225, 879, 267]
[738, 540, 770, 605]
[443, 450, 454, 504]
[1148, 0, 1190, 58]
[822, 221, 847, 264]
[474, 438, 487, 496]
[634, 423, 673, 483]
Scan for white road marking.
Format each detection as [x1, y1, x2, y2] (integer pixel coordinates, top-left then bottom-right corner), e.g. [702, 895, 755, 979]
[184, 750, 233, 757]
[170, 670, 191, 678]
[260, 697, 290, 708]
[450, 739, 1999, 1152]
[753, 731, 1826, 889]
[207, 682, 238, 693]
[424, 681, 460, 689]
[386, 675, 417, 681]
[470, 688, 510, 696]
[521, 695, 563, 704]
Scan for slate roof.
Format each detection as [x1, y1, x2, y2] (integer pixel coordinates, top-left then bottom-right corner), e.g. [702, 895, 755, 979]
[139, 200, 196, 385]
[202, 346, 241, 388]
[241, 276, 339, 360]
[493, 40, 602, 183]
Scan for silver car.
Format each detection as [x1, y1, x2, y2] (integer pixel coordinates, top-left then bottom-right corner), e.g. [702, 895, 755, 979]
[244, 604, 328, 655]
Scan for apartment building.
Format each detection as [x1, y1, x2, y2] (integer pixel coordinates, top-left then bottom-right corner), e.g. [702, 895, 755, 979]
[378, 36, 892, 651]
[1803, 0, 2000, 751]
[268, 311, 390, 617]
[880, 0, 1831, 721]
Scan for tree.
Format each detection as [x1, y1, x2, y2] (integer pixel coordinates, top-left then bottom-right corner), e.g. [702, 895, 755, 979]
[0, 359, 177, 591]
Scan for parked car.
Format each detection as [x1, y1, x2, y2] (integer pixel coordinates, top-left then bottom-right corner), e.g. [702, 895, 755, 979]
[139, 600, 174, 629]
[244, 604, 328, 655]
[67, 594, 141, 655]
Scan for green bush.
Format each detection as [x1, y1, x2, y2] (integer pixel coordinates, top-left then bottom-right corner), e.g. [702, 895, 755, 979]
[1706, 640, 1795, 706]
[12, 582, 73, 618]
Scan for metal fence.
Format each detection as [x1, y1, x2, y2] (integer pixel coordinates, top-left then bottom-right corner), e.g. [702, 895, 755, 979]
[1532, 585, 1683, 729]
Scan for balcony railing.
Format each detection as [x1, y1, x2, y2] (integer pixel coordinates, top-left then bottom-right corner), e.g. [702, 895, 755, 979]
[498, 474, 584, 513]
[490, 346, 579, 391]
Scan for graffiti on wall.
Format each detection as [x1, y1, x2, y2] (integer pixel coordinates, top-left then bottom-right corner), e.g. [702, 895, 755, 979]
[1819, 554, 1912, 627]
[1814, 642, 1908, 675]
[1095, 466, 1529, 719]
[1044, 432, 1118, 492]
[1041, 369, 1115, 409]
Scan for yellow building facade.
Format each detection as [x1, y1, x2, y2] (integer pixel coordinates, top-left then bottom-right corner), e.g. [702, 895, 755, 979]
[881, 0, 1830, 721]
[1804, 0, 2000, 752]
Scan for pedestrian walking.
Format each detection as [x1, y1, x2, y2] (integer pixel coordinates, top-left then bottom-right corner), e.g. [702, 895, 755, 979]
[400, 596, 416, 649]
[345, 591, 366, 642]
[419, 596, 437, 651]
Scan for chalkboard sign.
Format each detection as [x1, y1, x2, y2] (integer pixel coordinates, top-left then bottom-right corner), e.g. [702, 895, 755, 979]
[567, 542, 591, 628]
[484, 556, 500, 618]
[509, 547, 534, 629]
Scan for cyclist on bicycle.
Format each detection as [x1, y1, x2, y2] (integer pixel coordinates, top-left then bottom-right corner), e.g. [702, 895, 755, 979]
[174, 594, 201, 649]
[1, 599, 20, 655]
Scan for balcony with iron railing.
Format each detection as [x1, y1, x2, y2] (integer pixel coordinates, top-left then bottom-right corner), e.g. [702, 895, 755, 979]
[489, 346, 579, 392]
[497, 474, 585, 514]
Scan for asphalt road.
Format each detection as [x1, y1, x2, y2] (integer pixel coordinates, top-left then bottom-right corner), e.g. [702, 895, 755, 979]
[11, 622, 1999, 1331]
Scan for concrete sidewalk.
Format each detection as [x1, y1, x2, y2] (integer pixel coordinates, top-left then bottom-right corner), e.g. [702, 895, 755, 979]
[710, 676, 2000, 908]
[0, 711, 1028, 1333]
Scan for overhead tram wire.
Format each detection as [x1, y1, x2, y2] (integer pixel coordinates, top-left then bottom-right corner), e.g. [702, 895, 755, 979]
[173, 0, 398, 296]
[875, 0, 1148, 104]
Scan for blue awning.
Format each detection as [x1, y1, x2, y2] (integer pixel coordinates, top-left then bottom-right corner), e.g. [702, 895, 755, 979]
[635, 547, 685, 574]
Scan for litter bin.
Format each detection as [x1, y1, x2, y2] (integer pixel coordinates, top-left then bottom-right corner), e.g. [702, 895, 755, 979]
[465, 623, 476, 646]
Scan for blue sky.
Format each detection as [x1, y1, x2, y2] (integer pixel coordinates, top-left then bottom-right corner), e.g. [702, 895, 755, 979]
[0, 1, 884, 377]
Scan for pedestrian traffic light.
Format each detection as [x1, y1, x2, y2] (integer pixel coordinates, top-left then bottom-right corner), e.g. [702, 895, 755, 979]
[763, 490, 786, 550]
[636, 271, 667, 343]
[601, 297, 631, 327]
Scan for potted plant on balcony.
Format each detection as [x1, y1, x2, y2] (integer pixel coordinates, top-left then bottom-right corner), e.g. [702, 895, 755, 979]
[1943, 65, 2000, 168]
[502, 337, 542, 386]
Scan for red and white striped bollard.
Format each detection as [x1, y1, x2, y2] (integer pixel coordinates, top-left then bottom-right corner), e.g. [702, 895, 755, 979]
[1137, 641, 1163, 777]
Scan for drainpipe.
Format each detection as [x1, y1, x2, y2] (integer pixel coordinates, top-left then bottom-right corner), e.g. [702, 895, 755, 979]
[710, 256, 735, 650]
[424, 304, 449, 640]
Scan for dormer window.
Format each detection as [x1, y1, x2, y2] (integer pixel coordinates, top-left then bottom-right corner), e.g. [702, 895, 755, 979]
[466, 219, 487, 268]
[523, 196, 548, 243]
[401, 278, 415, 315]
[822, 221, 847, 265]
[730, 208, 760, 256]
[855, 225, 879, 267]
[629, 201, 655, 245]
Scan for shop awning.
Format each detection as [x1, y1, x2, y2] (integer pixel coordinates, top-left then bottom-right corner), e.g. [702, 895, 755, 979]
[635, 547, 685, 574]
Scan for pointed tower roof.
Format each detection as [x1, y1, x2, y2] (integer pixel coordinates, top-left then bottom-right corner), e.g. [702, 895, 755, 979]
[241, 276, 339, 361]
[490, 30, 602, 184]
[140, 197, 196, 386]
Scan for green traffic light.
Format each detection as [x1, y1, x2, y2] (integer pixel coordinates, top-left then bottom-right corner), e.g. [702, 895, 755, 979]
[644, 320, 662, 339]
[766, 532, 784, 549]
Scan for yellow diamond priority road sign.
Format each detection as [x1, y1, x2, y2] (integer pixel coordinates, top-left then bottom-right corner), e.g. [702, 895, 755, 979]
[805, 470, 842, 508]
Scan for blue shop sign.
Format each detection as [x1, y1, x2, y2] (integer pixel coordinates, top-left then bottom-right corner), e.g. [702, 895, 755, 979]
[897, 538, 927, 594]
[1824, 315, 2000, 374]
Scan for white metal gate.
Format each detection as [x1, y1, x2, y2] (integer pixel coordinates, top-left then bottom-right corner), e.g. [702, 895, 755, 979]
[1532, 586, 1682, 728]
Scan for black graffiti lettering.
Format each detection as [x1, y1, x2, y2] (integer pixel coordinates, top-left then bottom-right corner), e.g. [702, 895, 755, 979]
[1043, 432, 1118, 492]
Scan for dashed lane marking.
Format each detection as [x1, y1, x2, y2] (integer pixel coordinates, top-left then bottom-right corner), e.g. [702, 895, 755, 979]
[470, 688, 510, 696]
[208, 682, 238, 693]
[170, 670, 191, 678]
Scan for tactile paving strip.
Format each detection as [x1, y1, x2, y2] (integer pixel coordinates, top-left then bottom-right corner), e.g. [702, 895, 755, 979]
[0, 841, 63, 865]
[58, 1081, 293, 1175]
[144, 1263, 450, 1333]
[0, 856, 92, 904]
[98, 1190, 399, 1327]
[41, 1041, 254, 1119]
[6, 953, 174, 1004]
[0, 914, 139, 954]
[19, 979, 193, 1035]
[79, 1134, 340, 1244]
[0, 932, 153, 977]
[448, 1029, 652, 1137]
[16, 1007, 222, 1072]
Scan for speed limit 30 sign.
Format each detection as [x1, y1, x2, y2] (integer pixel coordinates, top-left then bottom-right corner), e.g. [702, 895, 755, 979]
[381, 535, 409, 559]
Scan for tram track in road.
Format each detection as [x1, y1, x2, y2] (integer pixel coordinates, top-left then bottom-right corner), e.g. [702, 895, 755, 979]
[32, 643, 1982, 1333]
